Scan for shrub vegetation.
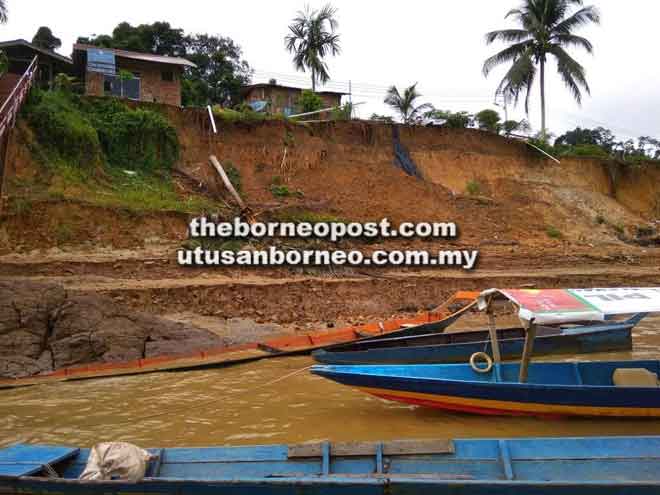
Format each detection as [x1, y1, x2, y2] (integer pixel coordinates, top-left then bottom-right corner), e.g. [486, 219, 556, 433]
[25, 90, 179, 172]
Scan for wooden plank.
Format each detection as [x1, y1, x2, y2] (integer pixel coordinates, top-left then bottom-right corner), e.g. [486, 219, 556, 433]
[288, 439, 454, 458]
[0, 445, 79, 477]
[487, 310, 502, 363]
[518, 322, 537, 383]
[383, 439, 454, 455]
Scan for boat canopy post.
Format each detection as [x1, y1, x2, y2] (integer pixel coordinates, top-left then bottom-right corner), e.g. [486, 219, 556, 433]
[486, 297, 502, 363]
[518, 320, 537, 383]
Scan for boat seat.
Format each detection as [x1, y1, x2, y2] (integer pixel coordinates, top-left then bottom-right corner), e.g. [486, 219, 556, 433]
[613, 368, 660, 387]
[0, 444, 80, 477]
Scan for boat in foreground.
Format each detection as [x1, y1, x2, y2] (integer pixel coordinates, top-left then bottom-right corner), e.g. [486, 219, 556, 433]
[312, 359, 660, 417]
[3, 437, 660, 494]
[312, 315, 640, 365]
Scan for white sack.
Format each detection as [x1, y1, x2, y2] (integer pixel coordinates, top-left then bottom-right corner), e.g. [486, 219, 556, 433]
[79, 442, 154, 482]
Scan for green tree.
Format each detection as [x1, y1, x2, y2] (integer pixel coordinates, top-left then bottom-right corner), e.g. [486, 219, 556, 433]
[424, 109, 472, 129]
[54, 73, 75, 92]
[285, 4, 341, 92]
[80, 22, 187, 55]
[297, 89, 324, 113]
[483, 0, 600, 139]
[555, 126, 615, 151]
[502, 118, 531, 136]
[32, 26, 62, 51]
[475, 109, 502, 133]
[384, 83, 432, 125]
[183, 34, 252, 107]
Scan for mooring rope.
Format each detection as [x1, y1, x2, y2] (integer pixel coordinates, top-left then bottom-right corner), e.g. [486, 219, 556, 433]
[19, 364, 315, 444]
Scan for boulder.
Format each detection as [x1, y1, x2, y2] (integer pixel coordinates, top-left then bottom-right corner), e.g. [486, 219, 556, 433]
[0, 281, 226, 378]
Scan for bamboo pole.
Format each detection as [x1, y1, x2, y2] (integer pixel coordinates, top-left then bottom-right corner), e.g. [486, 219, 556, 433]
[209, 155, 245, 209]
[518, 322, 537, 383]
[207, 105, 217, 134]
[209, 155, 255, 223]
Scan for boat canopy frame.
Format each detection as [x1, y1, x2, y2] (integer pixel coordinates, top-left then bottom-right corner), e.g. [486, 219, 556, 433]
[476, 288, 660, 383]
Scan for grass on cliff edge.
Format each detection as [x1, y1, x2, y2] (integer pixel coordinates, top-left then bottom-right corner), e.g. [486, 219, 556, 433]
[44, 163, 221, 214]
[16, 91, 224, 214]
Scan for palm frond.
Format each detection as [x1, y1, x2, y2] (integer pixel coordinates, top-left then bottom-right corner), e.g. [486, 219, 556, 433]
[549, 44, 590, 103]
[496, 50, 536, 113]
[384, 86, 403, 108]
[504, 8, 524, 19]
[485, 29, 532, 44]
[482, 41, 533, 76]
[0, 0, 7, 24]
[551, 33, 593, 53]
[317, 4, 339, 31]
[553, 5, 600, 33]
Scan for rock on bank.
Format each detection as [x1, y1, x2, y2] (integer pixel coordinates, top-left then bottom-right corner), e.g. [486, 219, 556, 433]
[0, 280, 226, 378]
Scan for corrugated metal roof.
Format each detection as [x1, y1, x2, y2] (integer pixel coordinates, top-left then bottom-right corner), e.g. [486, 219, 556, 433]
[0, 39, 72, 64]
[73, 44, 196, 68]
[242, 83, 346, 96]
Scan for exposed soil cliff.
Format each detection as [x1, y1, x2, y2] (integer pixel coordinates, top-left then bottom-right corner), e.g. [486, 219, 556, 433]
[2, 103, 659, 253]
[168, 109, 659, 247]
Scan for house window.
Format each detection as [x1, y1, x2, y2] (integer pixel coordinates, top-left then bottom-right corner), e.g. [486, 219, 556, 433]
[162, 71, 174, 82]
[103, 74, 140, 100]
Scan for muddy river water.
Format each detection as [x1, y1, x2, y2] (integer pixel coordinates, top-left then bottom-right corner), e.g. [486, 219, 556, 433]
[3, 316, 660, 448]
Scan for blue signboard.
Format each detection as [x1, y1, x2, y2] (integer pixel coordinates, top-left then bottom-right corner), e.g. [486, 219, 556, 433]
[87, 48, 116, 75]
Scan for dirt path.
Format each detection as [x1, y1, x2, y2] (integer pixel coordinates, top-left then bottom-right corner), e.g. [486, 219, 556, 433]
[3, 263, 658, 329]
[4, 265, 659, 291]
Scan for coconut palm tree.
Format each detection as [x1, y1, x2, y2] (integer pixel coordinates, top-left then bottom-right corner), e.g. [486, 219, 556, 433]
[483, 0, 600, 139]
[384, 83, 432, 125]
[284, 4, 341, 92]
[0, 0, 7, 23]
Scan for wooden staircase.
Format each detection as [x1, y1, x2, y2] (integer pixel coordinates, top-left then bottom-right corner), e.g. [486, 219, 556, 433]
[0, 56, 38, 214]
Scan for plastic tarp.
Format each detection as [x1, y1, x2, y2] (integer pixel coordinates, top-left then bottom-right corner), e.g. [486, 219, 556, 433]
[79, 442, 155, 481]
[391, 126, 421, 178]
[87, 48, 116, 75]
[478, 288, 660, 325]
[248, 100, 268, 112]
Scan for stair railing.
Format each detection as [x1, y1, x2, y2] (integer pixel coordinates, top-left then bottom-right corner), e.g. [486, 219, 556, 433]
[0, 55, 38, 140]
[0, 55, 39, 214]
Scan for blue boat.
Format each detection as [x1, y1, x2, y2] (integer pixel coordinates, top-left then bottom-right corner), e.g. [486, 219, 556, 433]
[3, 437, 660, 493]
[312, 359, 660, 417]
[312, 315, 641, 365]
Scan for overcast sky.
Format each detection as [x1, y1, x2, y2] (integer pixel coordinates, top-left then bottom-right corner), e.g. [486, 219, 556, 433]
[3, 0, 657, 139]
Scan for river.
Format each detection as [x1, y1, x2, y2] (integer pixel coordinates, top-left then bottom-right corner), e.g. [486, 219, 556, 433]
[2, 316, 660, 448]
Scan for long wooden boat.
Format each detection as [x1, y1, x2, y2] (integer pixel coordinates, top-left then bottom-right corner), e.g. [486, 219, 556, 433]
[3, 437, 660, 494]
[0, 291, 478, 389]
[312, 359, 660, 417]
[312, 315, 642, 365]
